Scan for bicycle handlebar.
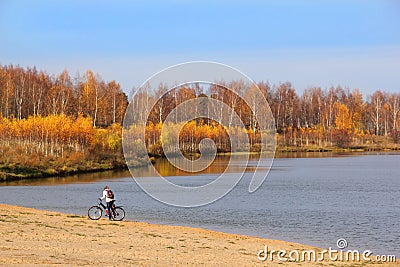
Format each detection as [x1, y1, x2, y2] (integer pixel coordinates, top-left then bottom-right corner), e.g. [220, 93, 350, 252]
[97, 199, 118, 206]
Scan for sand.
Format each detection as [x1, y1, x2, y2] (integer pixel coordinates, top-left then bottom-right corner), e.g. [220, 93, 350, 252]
[0, 204, 398, 266]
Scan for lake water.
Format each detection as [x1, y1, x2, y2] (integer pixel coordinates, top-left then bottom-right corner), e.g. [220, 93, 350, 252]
[2, 152, 399, 257]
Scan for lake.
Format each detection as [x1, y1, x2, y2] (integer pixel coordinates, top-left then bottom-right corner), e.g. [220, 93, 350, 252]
[2, 152, 399, 257]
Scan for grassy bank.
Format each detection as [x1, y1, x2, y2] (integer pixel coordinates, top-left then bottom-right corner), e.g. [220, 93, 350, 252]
[0, 160, 126, 181]
[0, 155, 149, 182]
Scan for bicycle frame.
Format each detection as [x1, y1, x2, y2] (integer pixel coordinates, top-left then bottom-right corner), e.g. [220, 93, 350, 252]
[98, 200, 121, 213]
[98, 201, 107, 210]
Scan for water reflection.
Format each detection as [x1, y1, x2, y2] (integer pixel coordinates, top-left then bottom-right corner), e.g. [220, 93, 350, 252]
[151, 154, 262, 177]
[2, 151, 399, 186]
[2, 169, 132, 186]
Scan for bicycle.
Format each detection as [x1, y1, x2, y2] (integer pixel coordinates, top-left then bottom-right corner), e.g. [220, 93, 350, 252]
[88, 199, 125, 221]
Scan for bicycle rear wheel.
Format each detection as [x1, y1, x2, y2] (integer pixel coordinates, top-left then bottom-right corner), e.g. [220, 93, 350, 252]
[88, 206, 102, 220]
[113, 207, 125, 221]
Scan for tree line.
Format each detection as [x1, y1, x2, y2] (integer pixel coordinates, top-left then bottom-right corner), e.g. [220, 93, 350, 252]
[128, 81, 399, 151]
[262, 82, 399, 147]
[1, 64, 399, 160]
[0, 65, 128, 126]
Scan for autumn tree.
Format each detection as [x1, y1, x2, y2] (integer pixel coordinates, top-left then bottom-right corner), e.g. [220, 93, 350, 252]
[367, 90, 385, 135]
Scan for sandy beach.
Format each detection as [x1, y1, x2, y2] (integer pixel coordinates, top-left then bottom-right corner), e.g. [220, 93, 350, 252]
[0, 204, 397, 266]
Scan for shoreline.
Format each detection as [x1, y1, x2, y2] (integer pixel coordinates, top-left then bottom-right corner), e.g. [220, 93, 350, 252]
[1, 204, 398, 266]
[1, 146, 400, 182]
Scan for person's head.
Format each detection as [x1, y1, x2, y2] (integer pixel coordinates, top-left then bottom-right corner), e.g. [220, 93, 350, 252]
[104, 186, 109, 190]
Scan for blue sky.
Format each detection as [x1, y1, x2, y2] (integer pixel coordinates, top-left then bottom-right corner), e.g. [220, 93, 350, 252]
[1, 0, 399, 94]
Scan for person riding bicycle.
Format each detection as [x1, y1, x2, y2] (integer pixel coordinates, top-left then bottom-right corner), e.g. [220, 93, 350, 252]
[100, 186, 115, 220]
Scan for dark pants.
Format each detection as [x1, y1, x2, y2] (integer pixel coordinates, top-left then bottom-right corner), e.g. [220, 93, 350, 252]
[107, 200, 115, 220]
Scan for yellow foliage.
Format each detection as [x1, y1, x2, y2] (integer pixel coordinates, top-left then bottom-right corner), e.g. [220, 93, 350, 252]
[334, 102, 352, 131]
[107, 124, 122, 151]
[0, 112, 125, 161]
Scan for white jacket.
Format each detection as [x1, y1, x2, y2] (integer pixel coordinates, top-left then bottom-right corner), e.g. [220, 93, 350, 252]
[100, 189, 114, 202]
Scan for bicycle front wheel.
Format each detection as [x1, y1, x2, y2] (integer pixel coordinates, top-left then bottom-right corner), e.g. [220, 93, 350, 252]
[88, 206, 102, 220]
[113, 207, 125, 221]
